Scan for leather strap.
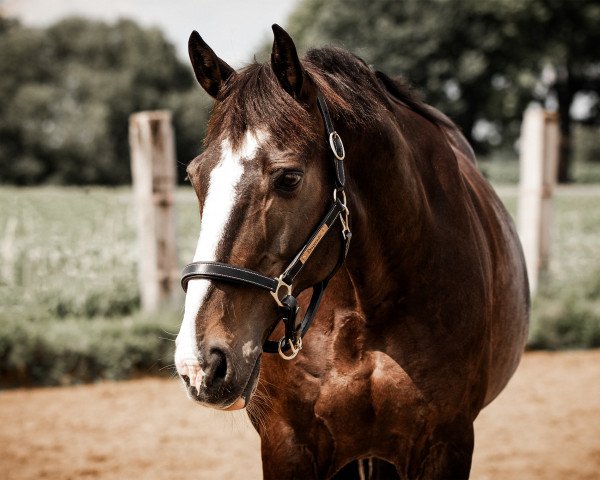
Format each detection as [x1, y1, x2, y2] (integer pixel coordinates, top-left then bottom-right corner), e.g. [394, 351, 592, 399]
[317, 93, 345, 188]
[181, 197, 346, 295]
[181, 262, 278, 293]
[181, 200, 349, 355]
[280, 198, 345, 285]
[267, 212, 351, 354]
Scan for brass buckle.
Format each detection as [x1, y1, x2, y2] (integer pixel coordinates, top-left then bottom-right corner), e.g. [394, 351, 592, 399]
[278, 337, 302, 360]
[270, 275, 292, 308]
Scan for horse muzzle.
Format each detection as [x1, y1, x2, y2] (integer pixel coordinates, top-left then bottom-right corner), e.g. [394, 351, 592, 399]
[175, 342, 261, 410]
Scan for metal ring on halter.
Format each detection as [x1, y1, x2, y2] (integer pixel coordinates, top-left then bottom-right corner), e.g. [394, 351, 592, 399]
[278, 337, 302, 360]
[329, 131, 345, 160]
[333, 188, 347, 205]
[270, 275, 292, 308]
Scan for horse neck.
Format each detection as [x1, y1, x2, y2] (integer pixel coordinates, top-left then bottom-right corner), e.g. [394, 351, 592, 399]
[342, 106, 467, 317]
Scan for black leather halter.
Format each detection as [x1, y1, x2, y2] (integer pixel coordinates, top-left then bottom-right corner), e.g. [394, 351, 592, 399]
[181, 92, 351, 360]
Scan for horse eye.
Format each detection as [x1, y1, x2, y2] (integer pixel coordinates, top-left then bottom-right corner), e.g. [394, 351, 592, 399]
[275, 171, 303, 192]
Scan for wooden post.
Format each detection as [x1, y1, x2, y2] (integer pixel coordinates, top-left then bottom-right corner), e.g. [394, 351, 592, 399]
[517, 107, 559, 295]
[1, 217, 17, 285]
[129, 110, 179, 311]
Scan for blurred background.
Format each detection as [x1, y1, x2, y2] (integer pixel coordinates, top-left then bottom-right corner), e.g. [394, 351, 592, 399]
[0, 1, 598, 478]
[2, 0, 598, 385]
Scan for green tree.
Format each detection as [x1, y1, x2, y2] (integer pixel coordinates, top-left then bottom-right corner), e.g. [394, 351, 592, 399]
[0, 17, 209, 184]
[286, 0, 600, 181]
[525, 0, 600, 181]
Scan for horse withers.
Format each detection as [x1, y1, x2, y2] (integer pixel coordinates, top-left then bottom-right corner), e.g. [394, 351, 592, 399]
[174, 24, 529, 479]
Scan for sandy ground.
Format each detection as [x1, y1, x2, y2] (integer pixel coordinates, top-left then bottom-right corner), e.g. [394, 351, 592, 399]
[0, 351, 598, 480]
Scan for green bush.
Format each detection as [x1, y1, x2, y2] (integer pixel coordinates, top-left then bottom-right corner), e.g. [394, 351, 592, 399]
[0, 311, 178, 387]
[46, 281, 140, 319]
[529, 270, 600, 350]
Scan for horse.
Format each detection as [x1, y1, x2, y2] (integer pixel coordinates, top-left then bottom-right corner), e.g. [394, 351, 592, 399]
[174, 24, 529, 479]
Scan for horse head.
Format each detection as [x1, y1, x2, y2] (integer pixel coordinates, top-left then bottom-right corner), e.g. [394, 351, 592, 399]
[175, 25, 348, 410]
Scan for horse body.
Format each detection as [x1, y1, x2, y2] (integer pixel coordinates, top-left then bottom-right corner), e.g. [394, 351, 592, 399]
[255, 75, 528, 478]
[175, 25, 528, 479]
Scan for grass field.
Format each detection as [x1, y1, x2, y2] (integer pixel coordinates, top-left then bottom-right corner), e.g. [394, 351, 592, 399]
[0, 184, 599, 386]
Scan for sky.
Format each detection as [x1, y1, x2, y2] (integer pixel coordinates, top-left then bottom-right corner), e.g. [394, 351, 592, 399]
[1, 0, 300, 67]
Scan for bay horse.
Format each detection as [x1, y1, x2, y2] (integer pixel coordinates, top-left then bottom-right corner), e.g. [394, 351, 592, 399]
[174, 24, 529, 479]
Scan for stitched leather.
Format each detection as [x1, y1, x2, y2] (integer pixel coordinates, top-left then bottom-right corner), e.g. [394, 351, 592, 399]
[281, 199, 345, 285]
[317, 93, 345, 188]
[181, 262, 278, 292]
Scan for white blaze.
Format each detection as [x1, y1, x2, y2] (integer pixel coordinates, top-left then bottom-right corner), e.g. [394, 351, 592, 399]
[175, 131, 265, 390]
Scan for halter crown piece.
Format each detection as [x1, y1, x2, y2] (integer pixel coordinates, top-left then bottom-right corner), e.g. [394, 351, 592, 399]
[181, 92, 351, 360]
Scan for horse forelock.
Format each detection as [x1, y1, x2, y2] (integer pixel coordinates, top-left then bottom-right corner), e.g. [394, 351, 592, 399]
[205, 63, 318, 153]
[204, 47, 394, 155]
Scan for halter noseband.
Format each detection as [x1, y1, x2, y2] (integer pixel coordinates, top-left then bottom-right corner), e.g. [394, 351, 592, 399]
[180, 92, 351, 360]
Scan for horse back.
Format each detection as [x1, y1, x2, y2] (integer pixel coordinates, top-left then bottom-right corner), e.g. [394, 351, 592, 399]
[378, 71, 529, 405]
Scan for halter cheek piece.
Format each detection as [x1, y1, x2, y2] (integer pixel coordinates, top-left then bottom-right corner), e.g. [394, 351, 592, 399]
[180, 92, 351, 360]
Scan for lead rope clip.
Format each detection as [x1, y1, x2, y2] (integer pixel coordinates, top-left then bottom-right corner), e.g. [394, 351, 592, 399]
[334, 189, 351, 240]
[270, 275, 292, 308]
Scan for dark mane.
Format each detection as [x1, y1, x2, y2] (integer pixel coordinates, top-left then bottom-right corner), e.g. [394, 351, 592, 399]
[205, 46, 454, 150]
[373, 69, 456, 130]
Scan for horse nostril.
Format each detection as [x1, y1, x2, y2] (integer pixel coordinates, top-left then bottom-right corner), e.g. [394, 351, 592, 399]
[205, 348, 228, 387]
[215, 352, 227, 380]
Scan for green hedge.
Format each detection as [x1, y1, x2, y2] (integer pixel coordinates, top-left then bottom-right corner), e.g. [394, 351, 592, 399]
[0, 311, 177, 387]
[529, 270, 600, 350]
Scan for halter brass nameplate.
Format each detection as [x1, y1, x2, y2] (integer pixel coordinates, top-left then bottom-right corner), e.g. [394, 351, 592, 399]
[300, 224, 329, 264]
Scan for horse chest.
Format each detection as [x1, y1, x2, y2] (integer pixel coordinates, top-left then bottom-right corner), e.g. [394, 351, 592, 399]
[307, 351, 431, 454]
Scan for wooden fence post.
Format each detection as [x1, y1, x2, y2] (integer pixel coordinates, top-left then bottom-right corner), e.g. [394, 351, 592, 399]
[517, 106, 559, 295]
[1, 217, 17, 285]
[129, 110, 179, 311]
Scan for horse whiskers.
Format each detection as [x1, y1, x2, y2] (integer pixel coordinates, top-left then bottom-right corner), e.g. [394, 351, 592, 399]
[251, 382, 274, 404]
[248, 386, 275, 421]
[247, 398, 271, 438]
[158, 363, 177, 373]
[256, 376, 283, 393]
[157, 336, 176, 343]
[160, 328, 179, 337]
[250, 398, 274, 424]
[251, 405, 273, 438]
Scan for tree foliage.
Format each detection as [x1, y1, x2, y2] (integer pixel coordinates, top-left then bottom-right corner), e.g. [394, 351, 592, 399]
[0, 17, 210, 185]
[286, 0, 600, 173]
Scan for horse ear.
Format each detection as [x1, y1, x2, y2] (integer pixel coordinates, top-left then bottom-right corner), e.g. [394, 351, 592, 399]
[188, 31, 234, 99]
[271, 24, 315, 104]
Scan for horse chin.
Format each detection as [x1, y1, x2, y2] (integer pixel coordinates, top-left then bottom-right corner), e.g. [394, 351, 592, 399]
[220, 353, 261, 411]
[222, 397, 247, 411]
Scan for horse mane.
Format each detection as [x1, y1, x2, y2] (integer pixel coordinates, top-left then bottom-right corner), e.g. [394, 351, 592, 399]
[305, 47, 455, 131]
[373, 70, 456, 130]
[205, 46, 455, 151]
